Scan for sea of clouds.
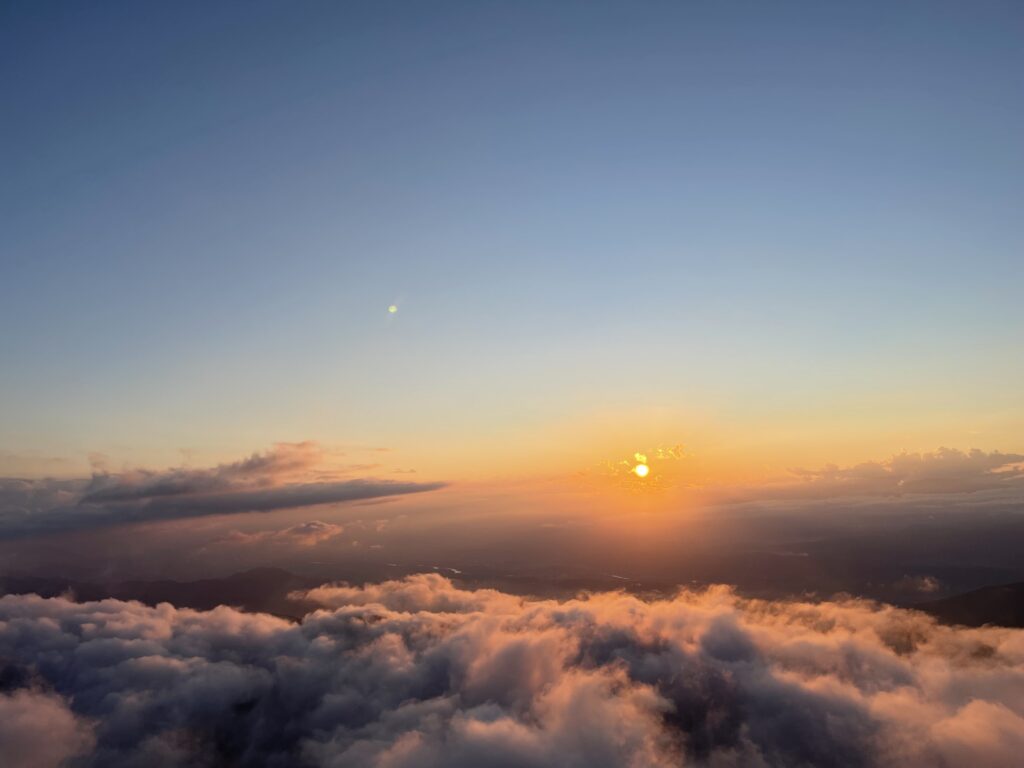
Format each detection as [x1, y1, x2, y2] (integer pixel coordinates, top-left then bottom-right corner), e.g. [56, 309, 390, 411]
[1, 573, 1023, 767]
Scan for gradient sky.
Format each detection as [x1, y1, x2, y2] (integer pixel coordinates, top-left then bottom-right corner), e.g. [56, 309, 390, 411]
[2, 1, 1022, 482]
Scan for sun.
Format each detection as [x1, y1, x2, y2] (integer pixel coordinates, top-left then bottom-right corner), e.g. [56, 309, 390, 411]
[388, 304, 398, 314]
[633, 463, 649, 478]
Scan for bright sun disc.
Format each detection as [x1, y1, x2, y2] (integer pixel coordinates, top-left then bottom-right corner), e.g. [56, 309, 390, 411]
[633, 463, 649, 478]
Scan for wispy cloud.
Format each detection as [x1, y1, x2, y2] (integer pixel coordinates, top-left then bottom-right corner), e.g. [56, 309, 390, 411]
[80, 441, 327, 503]
[0, 443, 445, 539]
[217, 520, 346, 547]
[721, 448, 1024, 504]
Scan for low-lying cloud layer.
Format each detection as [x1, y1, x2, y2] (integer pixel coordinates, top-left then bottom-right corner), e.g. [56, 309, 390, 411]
[0, 443, 445, 538]
[1, 575, 1022, 767]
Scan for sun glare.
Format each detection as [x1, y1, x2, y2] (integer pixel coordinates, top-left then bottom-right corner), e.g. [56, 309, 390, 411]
[633, 463, 649, 478]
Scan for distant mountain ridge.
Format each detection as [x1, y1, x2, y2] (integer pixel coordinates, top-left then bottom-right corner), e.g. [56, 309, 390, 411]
[0, 567, 320, 620]
[3, 568, 1024, 628]
[917, 581, 1024, 628]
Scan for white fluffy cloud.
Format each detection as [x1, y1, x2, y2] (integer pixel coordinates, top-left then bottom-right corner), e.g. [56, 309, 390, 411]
[0, 689, 95, 768]
[1, 575, 1023, 767]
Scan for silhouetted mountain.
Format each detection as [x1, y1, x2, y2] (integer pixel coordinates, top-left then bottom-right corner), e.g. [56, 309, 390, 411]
[0, 567, 320, 620]
[918, 581, 1024, 628]
[7, 566, 1024, 629]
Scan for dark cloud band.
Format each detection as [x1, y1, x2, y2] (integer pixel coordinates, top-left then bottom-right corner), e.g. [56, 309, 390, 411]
[0, 479, 445, 538]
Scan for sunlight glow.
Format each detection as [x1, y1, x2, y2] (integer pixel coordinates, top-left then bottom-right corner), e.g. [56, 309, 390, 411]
[633, 463, 649, 478]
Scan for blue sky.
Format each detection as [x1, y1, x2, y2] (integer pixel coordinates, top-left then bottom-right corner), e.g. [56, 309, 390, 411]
[2, 1, 1022, 475]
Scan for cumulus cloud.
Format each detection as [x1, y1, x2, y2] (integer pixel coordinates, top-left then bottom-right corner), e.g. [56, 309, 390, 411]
[0, 443, 445, 539]
[220, 520, 346, 547]
[0, 689, 95, 768]
[1, 575, 1023, 767]
[895, 574, 942, 594]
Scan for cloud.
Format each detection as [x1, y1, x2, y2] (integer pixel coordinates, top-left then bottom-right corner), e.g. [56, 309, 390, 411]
[81, 478, 444, 521]
[895, 574, 942, 594]
[0, 443, 445, 539]
[220, 520, 346, 547]
[1, 575, 1023, 767]
[79, 441, 326, 504]
[722, 448, 1024, 504]
[0, 689, 95, 768]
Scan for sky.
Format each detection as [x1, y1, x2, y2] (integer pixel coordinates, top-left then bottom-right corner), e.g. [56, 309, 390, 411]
[3, 5, 1024, 767]
[2, 0, 1022, 488]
